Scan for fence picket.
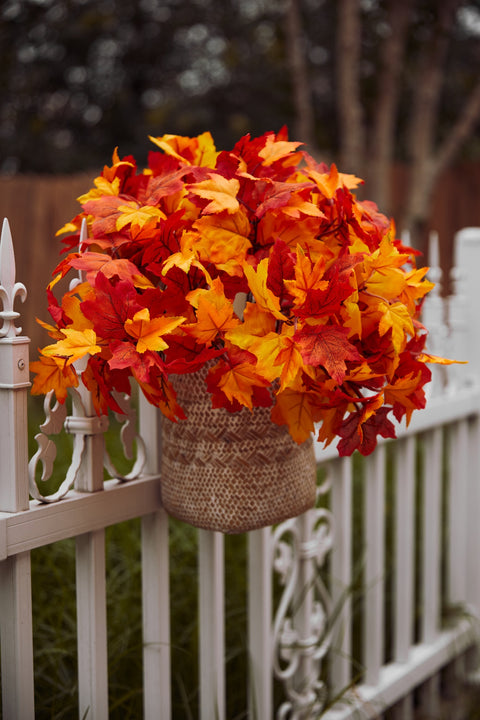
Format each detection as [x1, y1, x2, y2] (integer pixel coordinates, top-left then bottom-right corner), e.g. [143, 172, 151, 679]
[76, 530, 109, 719]
[248, 527, 273, 720]
[141, 511, 171, 720]
[364, 445, 386, 686]
[394, 436, 416, 663]
[330, 456, 353, 694]
[447, 420, 469, 605]
[198, 529, 225, 720]
[0, 552, 35, 719]
[421, 427, 443, 644]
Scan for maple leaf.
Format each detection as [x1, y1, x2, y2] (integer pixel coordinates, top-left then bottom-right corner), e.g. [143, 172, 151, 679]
[243, 258, 288, 322]
[116, 203, 166, 233]
[163, 335, 223, 373]
[225, 302, 276, 358]
[215, 358, 270, 410]
[81, 356, 131, 416]
[188, 174, 240, 214]
[337, 405, 396, 456]
[183, 277, 239, 346]
[266, 240, 296, 305]
[192, 210, 251, 275]
[80, 274, 142, 340]
[417, 352, 466, 366]
[271, 385, 316, 444]
[284, 246, 328, 307]
[306, 163, 363, 199]
[400, 267, 435, 313]
[258, 135, 303, 166]
[273, 333, 309, 390]
[30, 355, 79, 402]
[384, 371, 425, 425]
[41, 328, 102, 365]
[124, 308, 185, 353]
[378, 301, 414, 354]
[77, 175, 121, 204]
[70, 253, 154, 289]
[295, 323, 362, 383]
[149, 131, 218, 167]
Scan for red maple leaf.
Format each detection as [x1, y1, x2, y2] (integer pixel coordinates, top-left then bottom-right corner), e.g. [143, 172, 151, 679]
[295, 324, 362, 383]
[80, 273, 142, 340]
[337, 406, 396, 456]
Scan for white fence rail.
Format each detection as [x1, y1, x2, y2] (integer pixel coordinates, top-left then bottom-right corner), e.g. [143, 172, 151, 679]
[1, 218, 480, 718]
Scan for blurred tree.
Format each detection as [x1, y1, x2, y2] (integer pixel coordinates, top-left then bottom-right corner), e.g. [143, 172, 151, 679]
[334, 0, 480, 251]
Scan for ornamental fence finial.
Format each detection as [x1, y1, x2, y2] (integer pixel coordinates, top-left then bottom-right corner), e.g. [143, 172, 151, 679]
[0, 218, 27, 339]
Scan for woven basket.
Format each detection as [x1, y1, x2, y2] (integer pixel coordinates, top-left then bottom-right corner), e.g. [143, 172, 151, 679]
[160, 368, 317, 533]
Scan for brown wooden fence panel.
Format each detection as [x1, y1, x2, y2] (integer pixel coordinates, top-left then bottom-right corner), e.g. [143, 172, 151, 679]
[0, 173, 93, 351]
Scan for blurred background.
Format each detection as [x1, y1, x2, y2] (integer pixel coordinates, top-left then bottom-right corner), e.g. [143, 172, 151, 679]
[1, 0, 480, 348]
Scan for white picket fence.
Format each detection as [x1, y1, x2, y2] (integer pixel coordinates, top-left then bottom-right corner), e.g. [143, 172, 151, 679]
[1, 218, 480, 719]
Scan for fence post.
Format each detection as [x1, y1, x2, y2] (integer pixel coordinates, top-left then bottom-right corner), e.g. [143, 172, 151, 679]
[453, 227, 480, 384]
[452, 228, 480, 615]
[0, 217, 35, 719]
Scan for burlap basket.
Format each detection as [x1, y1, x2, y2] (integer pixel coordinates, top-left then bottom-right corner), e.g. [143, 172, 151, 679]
[160, 368, 317, 533]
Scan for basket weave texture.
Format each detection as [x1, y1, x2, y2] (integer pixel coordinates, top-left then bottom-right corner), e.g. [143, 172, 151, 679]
[160, 369, 317, 533]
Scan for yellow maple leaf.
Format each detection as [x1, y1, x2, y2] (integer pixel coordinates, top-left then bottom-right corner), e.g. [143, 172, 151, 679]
[124, 308, 185, 353]
[243, 258, 288, 322]
[77, 176, 121, 205]
[149, 132, 218, 167]
[363, 236, 409, 299]
[400, 267, 435, 313]
[378, 301, 414, 353]
[188, 174, 240, 214]
[116, 203, 166, 233]
[41, 328, 102, 365]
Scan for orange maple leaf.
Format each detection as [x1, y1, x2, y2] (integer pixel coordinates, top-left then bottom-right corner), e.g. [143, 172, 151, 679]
[271, 384, 316, 444]
[284, 246, 328, 307]
[216, 361, 268, 410]
[30, 355, 79, 402]
[183, 278, 240, 346]
[124, 308, 185, 353]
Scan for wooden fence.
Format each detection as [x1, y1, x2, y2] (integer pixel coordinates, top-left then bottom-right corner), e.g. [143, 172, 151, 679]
[0, 218, 480, 718]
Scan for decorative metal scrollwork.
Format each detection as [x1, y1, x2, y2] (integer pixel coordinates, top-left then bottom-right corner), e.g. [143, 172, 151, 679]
[273, 469, 335, 719]
[29, 386, 146, 503]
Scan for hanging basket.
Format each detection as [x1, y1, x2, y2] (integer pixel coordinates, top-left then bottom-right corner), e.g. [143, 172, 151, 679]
[160, 368, 317, 534]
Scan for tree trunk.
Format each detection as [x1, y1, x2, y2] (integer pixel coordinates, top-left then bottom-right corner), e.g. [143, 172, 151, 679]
[336, 0, 365, 174]
[368, 0, 413, 214]
[402, 0, 462, 255]
[285, 0, 316, 149]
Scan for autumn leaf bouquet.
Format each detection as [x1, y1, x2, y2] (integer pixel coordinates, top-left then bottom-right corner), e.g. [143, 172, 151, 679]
[31, 129, 444, 462]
